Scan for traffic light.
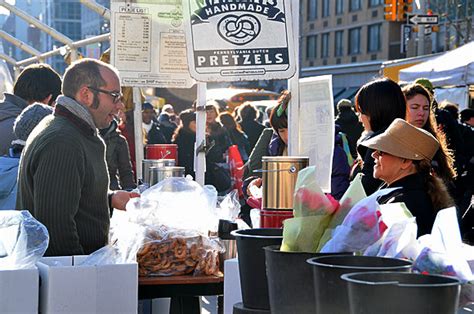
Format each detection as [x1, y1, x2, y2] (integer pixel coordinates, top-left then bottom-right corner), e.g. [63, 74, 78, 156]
[397, 0, 413, 22]
[384, 0, 397, 21]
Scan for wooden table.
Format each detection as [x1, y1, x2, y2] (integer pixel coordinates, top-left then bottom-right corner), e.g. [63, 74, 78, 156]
[138, 274, 224, 314]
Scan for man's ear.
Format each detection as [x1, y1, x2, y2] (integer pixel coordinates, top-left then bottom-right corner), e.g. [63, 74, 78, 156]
[39, 94, 53, 106]
[76, 85, 93, 107]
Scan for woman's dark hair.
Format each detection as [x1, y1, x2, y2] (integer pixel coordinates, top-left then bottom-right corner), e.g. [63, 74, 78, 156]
[355, 78, 406, 132]
[172, 109, 195, 141]
[269, 90, 290, 132]
[403, 83, 457, 182]
[219, 111, 243, 133]
[238, 102, 259, 121]
[414, 159, 454, 212]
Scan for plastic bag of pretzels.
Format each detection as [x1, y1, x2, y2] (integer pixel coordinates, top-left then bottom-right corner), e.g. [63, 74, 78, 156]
[136, 224, 224, 277]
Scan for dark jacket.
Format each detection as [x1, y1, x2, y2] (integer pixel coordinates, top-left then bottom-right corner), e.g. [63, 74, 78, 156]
[240, 119, 265, 152]
[226, 128, 251, 162]
[158, 113, 177, 143]
[173, 129, 196, 177]
[335, 108, 363, 158]
[332, 126, 351, 199]
[352, 129, 385, 196]
[378, 173, 436, 236]
[0, 93, 29, 156]
[100, 120, 136, 190]
[147, 122, 168, 144]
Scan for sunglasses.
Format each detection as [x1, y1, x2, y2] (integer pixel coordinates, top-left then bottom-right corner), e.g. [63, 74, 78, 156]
[374, 150, 388, 157]
[88, 86, 123, 104]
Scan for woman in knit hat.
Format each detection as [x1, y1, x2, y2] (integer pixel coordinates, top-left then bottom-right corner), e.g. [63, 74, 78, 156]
[361, 118, 455, 236]
[0, 103, 53, 210]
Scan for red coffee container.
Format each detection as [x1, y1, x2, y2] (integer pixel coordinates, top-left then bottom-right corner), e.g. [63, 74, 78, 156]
[260, 209, 293, 228]
[146, 144, 178, 163]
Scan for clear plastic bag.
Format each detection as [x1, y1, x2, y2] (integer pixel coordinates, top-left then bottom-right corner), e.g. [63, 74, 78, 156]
[0, 210, 49, 270]
[111, 177, 231, 276]
[136, 225, 224, 277]
[320, 188, 395, 254]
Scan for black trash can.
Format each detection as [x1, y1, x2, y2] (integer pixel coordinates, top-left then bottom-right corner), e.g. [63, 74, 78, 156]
[231, 229, 283, 311]
[342, 271, 461, 314]
[307, 255, 412, 314]
[264, 245, 352, 314]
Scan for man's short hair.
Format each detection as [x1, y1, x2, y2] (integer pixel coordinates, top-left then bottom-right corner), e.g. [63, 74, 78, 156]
[460, 108, 474, 123]
[62, 58, 119, 98]
[13, 63, 61, 105]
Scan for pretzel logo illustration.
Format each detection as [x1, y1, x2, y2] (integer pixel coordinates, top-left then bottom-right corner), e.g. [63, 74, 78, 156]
[217, 14, 261, 45]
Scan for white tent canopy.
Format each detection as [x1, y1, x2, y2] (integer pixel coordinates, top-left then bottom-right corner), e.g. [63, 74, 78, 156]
[399, 41, 474, 87]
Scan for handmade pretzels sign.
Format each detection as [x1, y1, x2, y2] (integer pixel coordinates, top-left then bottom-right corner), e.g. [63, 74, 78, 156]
[183, 0, 296, 82]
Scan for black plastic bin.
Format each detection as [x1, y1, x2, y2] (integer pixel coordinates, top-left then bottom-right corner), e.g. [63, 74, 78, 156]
[307, 255, 412, 314]
[231, 229, 283, 310]
[264, 245, 352, 314]
[342, 271, 461, 314]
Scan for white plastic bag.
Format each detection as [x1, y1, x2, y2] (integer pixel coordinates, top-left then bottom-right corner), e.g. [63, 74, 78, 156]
[0, 210, 49, 270]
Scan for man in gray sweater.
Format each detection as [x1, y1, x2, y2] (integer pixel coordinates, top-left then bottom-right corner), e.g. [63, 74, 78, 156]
[0, 63, 61, 156]
[17, 58, 138, 256]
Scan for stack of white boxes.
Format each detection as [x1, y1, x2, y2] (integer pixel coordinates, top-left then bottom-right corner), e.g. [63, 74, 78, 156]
[37, 256, 138, 314]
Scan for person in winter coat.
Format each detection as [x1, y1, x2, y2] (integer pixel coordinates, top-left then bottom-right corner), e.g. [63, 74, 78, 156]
[142, 102, 167, 145]
[157, 111, 177, 143]
[219, 111, 251, 162]
[332, 124, 351, 199]
[0, 63, 61, 156]
[0, 103, 53, 210]
[237, 102, 265, 152]
[99, 119, 136, 191]
[352, 78, 407, 196]
[402, 83, 456, 191]
[362, 118, 454, 236]
[335, 99, 363, 159]
[173, 109, 196, 177]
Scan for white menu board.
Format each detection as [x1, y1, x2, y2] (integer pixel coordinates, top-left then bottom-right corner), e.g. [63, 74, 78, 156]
[111, 1, 194, 88]
[182, 0, 296, 82]
[298, 75, 335, 193]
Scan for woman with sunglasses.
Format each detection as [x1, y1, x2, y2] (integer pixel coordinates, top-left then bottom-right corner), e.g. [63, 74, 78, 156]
[361, 118, 454, 236]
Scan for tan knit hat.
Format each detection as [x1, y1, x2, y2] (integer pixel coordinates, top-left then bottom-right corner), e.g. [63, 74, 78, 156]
[361, 118, 440, 161]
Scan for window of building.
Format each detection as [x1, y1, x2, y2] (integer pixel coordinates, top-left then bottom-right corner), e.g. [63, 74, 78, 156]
[321, 33, 329, 58]
[336, 0, 344, 15]
[368, 23, 381, 52]
[307, 0, 317, 20]
[369, 0, 383, 7]
[335, 30, 344, 56]
[350, 0, 361, 11]
[306, 35, 317, 59]
[322, 0, 330, 17]
[348, 27, 361, 54]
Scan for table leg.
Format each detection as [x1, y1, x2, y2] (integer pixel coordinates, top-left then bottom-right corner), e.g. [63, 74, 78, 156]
[169, 296, 200, 314]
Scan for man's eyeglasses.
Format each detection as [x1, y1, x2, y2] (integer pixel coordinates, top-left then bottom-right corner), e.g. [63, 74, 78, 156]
[88, 86, 123, 104]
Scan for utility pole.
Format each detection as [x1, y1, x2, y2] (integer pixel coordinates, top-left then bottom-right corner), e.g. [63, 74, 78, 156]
[417, 0, 425, 55]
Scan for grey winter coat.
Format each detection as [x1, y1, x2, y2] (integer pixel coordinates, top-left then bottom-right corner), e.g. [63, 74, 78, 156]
[0, 93, 28, 156]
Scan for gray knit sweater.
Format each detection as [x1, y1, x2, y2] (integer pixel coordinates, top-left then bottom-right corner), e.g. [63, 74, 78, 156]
[16, 104, 110, 256]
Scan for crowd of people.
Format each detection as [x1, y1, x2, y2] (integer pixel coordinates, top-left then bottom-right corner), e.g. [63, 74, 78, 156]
[0, 57, 473, 256]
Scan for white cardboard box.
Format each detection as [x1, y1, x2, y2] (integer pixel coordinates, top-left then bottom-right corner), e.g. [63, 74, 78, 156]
[0, 267, 39, 313]
[37, 256, 138, 314]
[224, 258, 241, 314]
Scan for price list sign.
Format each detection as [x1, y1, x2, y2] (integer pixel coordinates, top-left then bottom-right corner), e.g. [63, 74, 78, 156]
[111, 1, 195, 88]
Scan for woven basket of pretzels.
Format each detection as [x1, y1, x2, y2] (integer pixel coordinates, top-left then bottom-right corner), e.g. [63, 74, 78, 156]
[137, 226, 223, 277]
